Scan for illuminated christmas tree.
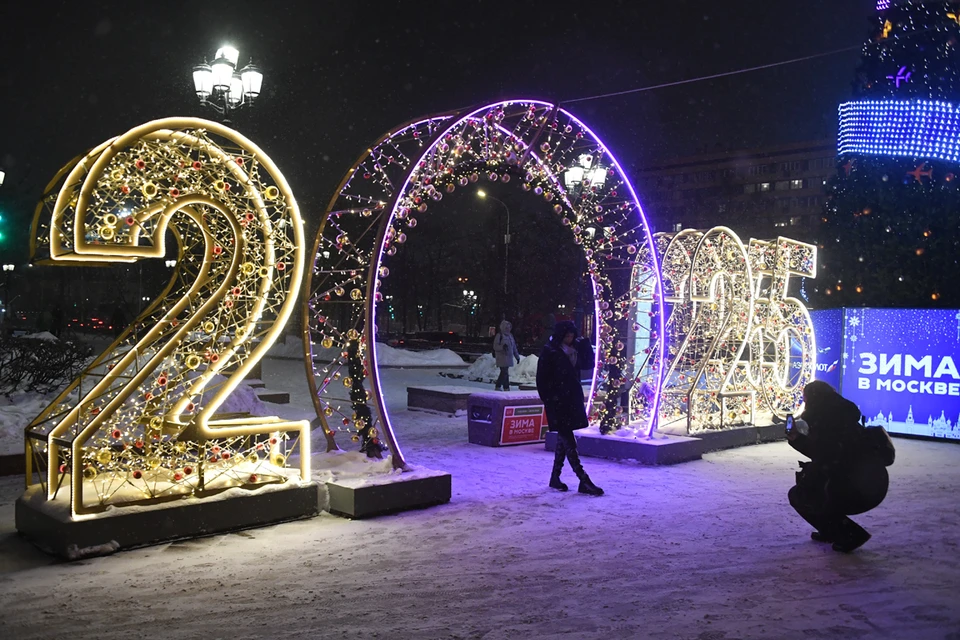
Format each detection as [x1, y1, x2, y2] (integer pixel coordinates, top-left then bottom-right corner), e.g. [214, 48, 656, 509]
[817, 0, 960, 307]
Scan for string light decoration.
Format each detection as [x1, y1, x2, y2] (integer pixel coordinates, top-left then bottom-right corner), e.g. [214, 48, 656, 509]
[819, 0, 960, 309]
[303, 100, 665, 462]
[645, 228, 817, 435]
[25, 118, 309, 516]
[838, 100, 960, 162]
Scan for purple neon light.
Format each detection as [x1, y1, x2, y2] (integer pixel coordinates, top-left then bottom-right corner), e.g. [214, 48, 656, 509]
[367, 100, 666, 440]
[838, 99, 960, 162]
[556, 109, 666, 437]
[877, 0, 890, 10]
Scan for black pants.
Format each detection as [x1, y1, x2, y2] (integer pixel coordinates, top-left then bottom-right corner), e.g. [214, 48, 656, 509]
[552, 431, 585, 478]
[496, 366, 510, 390]
[789, 459, 887, 543]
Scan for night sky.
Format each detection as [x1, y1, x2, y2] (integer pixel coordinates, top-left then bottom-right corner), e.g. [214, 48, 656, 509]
[0, 0, 876, 261]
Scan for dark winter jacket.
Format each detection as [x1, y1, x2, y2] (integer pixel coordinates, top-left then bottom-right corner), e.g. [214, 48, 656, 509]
[790, 382, 864, 467]
[790, 381, 888, 513]
[536, 328, 595, 434]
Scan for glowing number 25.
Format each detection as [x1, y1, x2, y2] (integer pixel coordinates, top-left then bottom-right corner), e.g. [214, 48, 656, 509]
[25, 119, 309, 515]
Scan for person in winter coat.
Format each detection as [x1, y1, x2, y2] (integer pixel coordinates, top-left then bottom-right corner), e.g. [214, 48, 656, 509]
[536, 320, 603, 496]
[493, 320, 521, 391]
[787, 380, 889, 553]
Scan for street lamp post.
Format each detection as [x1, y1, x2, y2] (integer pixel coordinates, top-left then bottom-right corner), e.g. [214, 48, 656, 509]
[477, 190, 511, 296]
[563, 155, 607, 336]
[2, 264, 14, 325]
[192, 45, 263, 121]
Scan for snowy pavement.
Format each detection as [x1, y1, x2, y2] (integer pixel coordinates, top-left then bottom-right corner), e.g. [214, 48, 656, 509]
[1, 358, 959, 639]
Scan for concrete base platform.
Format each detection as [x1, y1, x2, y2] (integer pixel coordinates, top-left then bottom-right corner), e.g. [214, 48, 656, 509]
[695, 423, 786, 452]
[407, 386, 477, 416]
[257, 390, 291, 404]
[16, 482, 320, 560]
[326, 470, 451, 519]
[545, 431, 704, 465]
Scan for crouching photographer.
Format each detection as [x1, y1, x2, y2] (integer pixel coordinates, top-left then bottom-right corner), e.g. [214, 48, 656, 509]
[787, 381, 895, 553]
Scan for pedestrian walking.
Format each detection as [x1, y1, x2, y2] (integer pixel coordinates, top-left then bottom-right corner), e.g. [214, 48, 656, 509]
[536, 320, 603, 496]
[493, 320, 521, 391]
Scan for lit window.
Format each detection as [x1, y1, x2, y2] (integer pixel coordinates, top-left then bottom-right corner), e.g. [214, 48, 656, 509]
[790, 179, 804, 189]
[759, 183, 771, 192]
[790, 216, 803, 226]
[774, 221, 788, 228]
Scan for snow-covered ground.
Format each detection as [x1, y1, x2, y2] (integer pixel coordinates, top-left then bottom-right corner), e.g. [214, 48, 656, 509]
[1, 356, 959, 638]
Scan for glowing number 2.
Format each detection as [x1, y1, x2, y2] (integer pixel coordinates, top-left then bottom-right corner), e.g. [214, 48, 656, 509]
[24, 119, 309, 516]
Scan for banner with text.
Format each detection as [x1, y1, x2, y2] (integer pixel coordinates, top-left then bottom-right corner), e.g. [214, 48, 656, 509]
[500, 405, 549, 445]
[839, 307, 960, 440]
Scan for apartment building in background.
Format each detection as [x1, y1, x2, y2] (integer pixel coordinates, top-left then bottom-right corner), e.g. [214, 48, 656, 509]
[635, 139, 837, 240]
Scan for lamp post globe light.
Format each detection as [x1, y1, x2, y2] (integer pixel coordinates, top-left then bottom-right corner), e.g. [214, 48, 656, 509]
[192, 45, 263, 119]
[0, 169, 5, 186]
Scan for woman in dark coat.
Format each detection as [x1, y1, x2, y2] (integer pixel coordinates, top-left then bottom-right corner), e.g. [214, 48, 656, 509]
[788, 380, 889, 552]
[536, 320, 603, 496]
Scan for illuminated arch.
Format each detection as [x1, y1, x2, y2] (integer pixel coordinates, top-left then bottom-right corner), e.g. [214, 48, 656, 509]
[303, 100, 665, 466]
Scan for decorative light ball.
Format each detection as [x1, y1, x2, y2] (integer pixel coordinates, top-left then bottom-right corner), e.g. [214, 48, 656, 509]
[347, 329, 360, 340]
[396, 208, 408, 220]
[554, 204, 563, 214]
[522, 183, 531, 191]
[83, 466, 98, 480]
[882, 174, 889, 182]
[142, 182, 158, 199]
[270, 453, 286, 467]
[343, 377, 353, 388]
[627, 245, 637, 254]
[379, 266, 390, 277]
[445, 183, 456, 193]
[488, 172, 498, 181]
[418, 203, 428, 213]
[96, 449, 113, 465]
[146, 456, 161, 470]
[947, 173, 955, 182]
[334, 287, 345, 296]
[534, 186, 543, 195]
[324, 406, 334, 417]
[459, 177, 469, 187]
[387, 246, 397, 256]
[408, 217, 418, 228]
[500, 174, 511, 183]
[264, 186, 280, 200]
[540, 142, 550, 152]
[321, 337, 334, 349]
[469, 173, 479, 183]
[350, 289, 363, 301]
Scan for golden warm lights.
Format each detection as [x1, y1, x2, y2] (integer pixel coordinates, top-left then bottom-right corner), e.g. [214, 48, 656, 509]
[25, 118, 309, 516]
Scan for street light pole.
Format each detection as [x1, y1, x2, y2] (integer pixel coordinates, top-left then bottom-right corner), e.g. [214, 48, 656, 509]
[477, 190, 511, 295]
[192, 45, 263, 121]
[563, 155, 606, 336]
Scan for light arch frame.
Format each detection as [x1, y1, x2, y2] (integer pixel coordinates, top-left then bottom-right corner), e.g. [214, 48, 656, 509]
[304, 100, 666, 467]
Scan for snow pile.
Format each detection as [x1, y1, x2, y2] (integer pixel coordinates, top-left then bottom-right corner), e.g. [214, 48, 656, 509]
[0, 392, 54, 455]
[459, 353, 539, 384]
[211, 377, 270, 416]
[0, 377, 272, 458]
[267, 336, 311, 359]
[22, 331, 59, 342]
[375, 344, 465, 368]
